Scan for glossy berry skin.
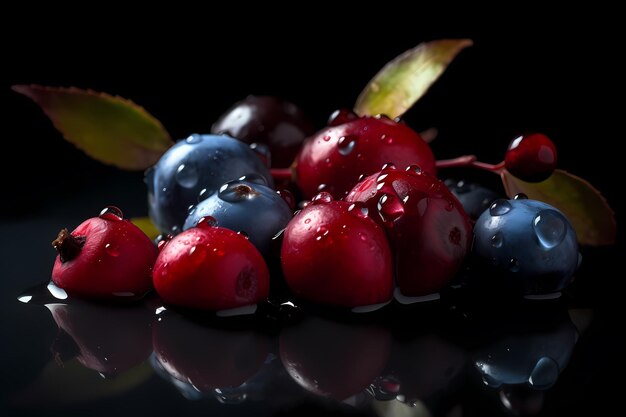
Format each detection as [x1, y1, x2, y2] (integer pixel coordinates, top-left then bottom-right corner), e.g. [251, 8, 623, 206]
[346, 166, 472, 296]
[295, 116, 436, 199]
[184, 177, 292, 258]
[51, 208, 157, 300]
[505, 133, 557, 182]
[444, 179, 500, 220]
[211, 96, 315, 168]
[472, 198, 579, 295]
[280, 194, 393, 308]
[146, 134, 273, 234]
[153, 220, 270, 311]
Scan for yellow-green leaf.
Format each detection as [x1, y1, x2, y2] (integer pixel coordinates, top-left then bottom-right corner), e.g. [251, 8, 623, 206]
[131, 216, 160, 240]
[501, 169, 616, 246]
[13, 85, 173, 170]
[355, 39, 472, 118]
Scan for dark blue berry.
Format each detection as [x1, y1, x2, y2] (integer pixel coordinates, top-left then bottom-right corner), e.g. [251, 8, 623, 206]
[472, 199, 579, 295]
[146, 134, 273, 234]
[444, 179, 500, 220]
[184, 177, 292, 257]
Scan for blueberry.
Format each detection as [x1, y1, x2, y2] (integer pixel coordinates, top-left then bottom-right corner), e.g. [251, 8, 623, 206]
[184, 177, 292, 258]
[146, 134, 273, 234]
[472, 198, 579, 295]
[444, 179, 500, 220]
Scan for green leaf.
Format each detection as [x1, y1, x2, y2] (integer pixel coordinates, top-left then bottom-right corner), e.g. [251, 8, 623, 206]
[12, 85, 173, 170]
[501, 169, 616, 246]
[355, 39, 472, 118]
[131, 216, 160, 240]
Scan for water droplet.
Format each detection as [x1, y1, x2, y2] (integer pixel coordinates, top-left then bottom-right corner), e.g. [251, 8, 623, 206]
[317, 183, 327, 192]
[185, 134, 202, 144]
[311, 192, 333, 204]
[171, 225, 180, 235]
[104, 243, 119, 257]
[218, 181, 259, 202]
[187, 205, 196, 216]
[249, 143, 271, 167]
[198, 188, 210, 202]
[405, 164, 422, 175]
[277, 189, 296, 209]
[324, 157, 332, 167]
[348, 202, 369, 218]
[381, 162, 396, 171]
[322, 135, 331, 141]
[491, 232, 503, 248]
[99, 206, 123, 221]
[376, 173, 389, 183]
[375, 114, 391, 120]
[238, 173, 268, 185]
[509, 258, 520, 272]
[514, 193, 528, 200]
[315, 226, 332, 247]
[237, 231, 249, 239]
[197, 216, 218, 229]
[378, 194, 404, 223]
[337, 135, 357, 156]
[533, 210, 567, 249]
[304, 218, 311, 224]
[189, 245, 197, 255]
[489, 199, 512, 216]
[528, 357, 559, 389]
[175, 163, 199, 188]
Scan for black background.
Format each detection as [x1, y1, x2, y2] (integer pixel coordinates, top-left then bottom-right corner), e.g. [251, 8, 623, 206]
[1, 9, 624, 416]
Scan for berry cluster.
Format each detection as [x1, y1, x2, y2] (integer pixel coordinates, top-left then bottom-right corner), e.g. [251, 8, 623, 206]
[50, 97, 580, 312]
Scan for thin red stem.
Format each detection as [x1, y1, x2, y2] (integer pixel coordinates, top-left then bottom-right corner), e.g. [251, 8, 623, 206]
[270, 168, 293, 181]
[436, 155, 505, 174]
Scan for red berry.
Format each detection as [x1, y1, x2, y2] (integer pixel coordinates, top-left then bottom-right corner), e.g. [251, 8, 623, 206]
[153, 218, 270, 311]
[280, 318, 391, 399]
[346, 166, 472, 296]
[505, 133, 557, 182]
[280, 193, 393, 308]
[295, 116, 436, 199]
[152, 309, 270, 392]
[51, 206, 157, 300]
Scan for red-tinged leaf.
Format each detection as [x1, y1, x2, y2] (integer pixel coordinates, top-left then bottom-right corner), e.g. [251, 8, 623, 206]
[355, 39, 472, 119]
[12, 85, 173, 170]
[501, 169, 616, 246]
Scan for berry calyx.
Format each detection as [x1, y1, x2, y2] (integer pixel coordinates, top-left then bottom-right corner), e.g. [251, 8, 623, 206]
[153, 217, 270, 311]
[295, 116, 436, 199]
[51, 206, 158, 300]
[280, 194, 393, 308]
[505, 133, 557, 182]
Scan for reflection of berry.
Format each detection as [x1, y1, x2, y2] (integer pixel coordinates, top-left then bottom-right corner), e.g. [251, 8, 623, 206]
[472, 198, 579, 295]
[211, 96, 314, 168]
[295, 116, 436, 199]
[153, 217, 270, 311]
[51, 206, 157, 300]
[280, 193, 393, 308]
[505, 133, 557, 182]
[184, 176, 292, 258]
[346, 166, 472, 296]
[146, 134, 273, 234]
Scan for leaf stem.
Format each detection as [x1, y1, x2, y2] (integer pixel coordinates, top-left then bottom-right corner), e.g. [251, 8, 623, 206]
[270, 168, 294, 181]
[436, 155, 505, 174]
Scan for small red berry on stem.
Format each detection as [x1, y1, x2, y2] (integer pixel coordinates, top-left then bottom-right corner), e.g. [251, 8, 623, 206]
[505, 133, 557, 182]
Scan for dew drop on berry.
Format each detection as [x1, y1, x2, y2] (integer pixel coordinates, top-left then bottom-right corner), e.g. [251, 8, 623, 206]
[381, 162, 396, 171]
[104, 243, 120, 257]
[249, 142, 271, 167]
[311, 192, 333, 204]
[277, 189, 296, 209]
[198, 188, 210, 202]
[533, 210, 567, 249]
[196, 216, 218, 229]
[491, 232, 503, 248]
[175, 163, 199, 188]
[378, 194, 405, 223]
[337, 135, 357, 156]
[348, 202, 369, 218]
[377, 173, 389, 183]
[509, 258, 520, 272]
[327, 108, 357, 126]
[317, 183, 328, 192]
[405, 164, 422, 175]
[188, 205, 196, 215]
[489, 199, 512, 216]
[237, 231, 249, 239]
[304, 218, 311, 224]
[219, 182, 258, 202]
[238, 173, 268, 185]
[185, 134, 202, 144]
[513, 193, 528, 200]
[99, 206, 124, 221]
[528, 357, 559, 389]
[323, 135, 331, 141]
